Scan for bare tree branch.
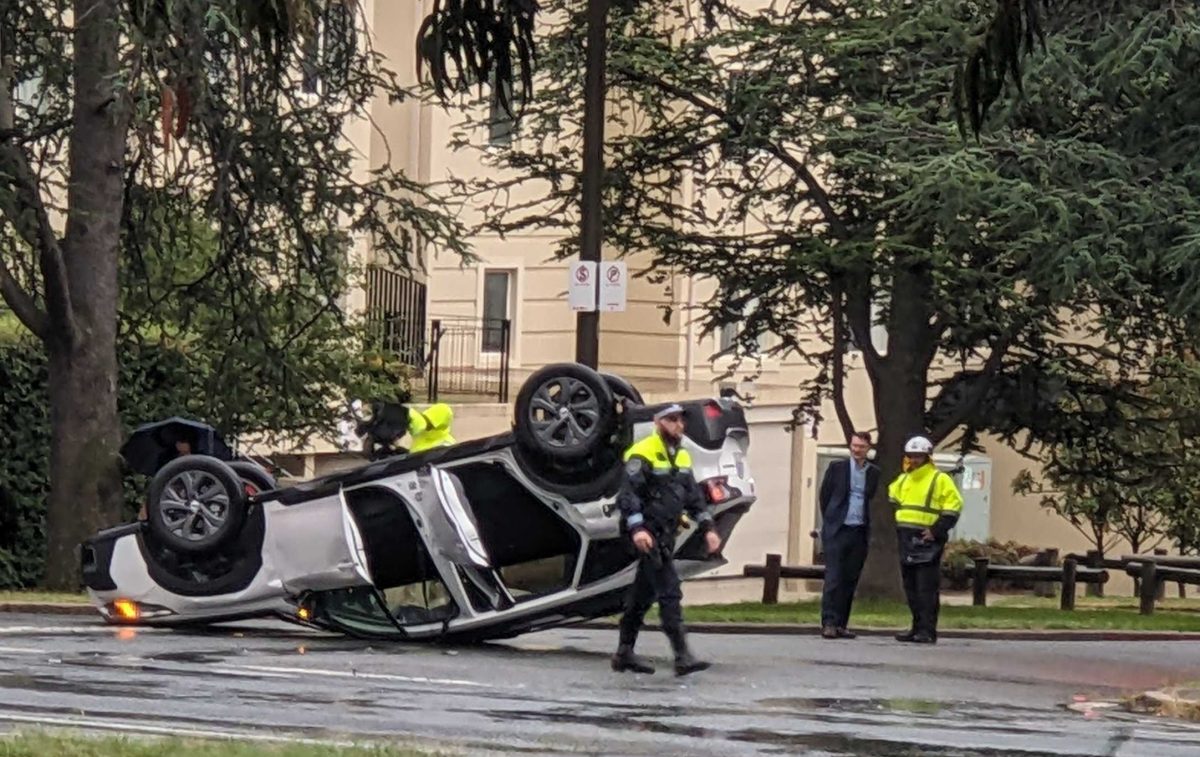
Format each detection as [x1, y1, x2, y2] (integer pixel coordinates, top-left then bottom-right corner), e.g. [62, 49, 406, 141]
[0, 54, 75, 348]
[843, 273, 883, 374]
[830, 282, 855, 442]
[0, 238, 47, 339]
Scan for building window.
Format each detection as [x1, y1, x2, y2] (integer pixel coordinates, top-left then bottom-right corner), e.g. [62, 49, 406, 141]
[488, 75, 516, 147]
[301, 2, 353, 95]
[482, 270, 511, 353]
[719, 321, 738, 354]
[718, 296, 774, 355]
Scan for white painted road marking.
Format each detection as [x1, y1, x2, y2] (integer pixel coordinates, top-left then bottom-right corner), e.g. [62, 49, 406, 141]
[232, 663, 502, 689]
[0, 625, 171, 635]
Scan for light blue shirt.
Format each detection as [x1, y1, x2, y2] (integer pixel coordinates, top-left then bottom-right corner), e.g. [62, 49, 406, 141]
[845, 459, 867, 526]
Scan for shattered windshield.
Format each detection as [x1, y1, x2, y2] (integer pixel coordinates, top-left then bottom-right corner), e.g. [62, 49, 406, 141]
[316, 581, 455, 637]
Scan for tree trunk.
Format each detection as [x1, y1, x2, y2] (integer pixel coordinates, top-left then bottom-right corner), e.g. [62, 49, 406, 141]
[41, 0, 126, 589]
[42, 343, 124, 589]
[857, 367, 927, 599]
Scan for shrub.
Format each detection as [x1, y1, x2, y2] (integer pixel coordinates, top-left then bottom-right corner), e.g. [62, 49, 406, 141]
[942, 538, 1048, 591]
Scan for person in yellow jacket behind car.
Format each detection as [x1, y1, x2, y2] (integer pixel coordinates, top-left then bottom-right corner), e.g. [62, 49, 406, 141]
[888, 435, 963, 644]
[407, 403, 456, 453]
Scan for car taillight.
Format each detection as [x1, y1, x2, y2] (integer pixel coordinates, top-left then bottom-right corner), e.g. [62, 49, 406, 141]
[704, 402, 722, 420]
[703, 476, 731, 504]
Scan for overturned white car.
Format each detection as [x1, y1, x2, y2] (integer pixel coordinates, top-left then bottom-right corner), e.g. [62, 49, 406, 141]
[81, 363, 756, 642]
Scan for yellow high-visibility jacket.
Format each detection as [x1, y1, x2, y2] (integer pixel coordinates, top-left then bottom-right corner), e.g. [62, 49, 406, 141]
[887, 462, 963, 531]
[407, 404, 456, 452]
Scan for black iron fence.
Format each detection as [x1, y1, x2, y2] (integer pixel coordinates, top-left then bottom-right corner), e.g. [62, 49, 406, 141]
[362, 266, 512, 404]
[427, 317, 511, 403]
[365, 264, 426, 367]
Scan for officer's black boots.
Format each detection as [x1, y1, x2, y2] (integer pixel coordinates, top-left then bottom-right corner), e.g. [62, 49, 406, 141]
[673, 649, 711, 677]
[611, 644, 656, 674]
[667, 630, 711, 676]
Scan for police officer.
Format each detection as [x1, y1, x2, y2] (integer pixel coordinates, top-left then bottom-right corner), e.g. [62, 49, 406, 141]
[406, 403, 456, 453]
[888, 435, 964, 644]
[612, 404, 722, 676]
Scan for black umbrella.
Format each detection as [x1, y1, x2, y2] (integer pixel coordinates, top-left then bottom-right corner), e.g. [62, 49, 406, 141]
[120, 417, 235, 476]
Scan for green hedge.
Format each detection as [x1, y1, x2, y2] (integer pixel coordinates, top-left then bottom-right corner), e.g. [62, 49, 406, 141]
[0, 338, 215, 589]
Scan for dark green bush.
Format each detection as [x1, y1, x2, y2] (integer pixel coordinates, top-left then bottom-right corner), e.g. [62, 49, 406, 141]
[0, 338, 222, 588]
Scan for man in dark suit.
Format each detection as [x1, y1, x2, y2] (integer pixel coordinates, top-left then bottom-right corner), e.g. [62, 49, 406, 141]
[818, 431, 880, 639]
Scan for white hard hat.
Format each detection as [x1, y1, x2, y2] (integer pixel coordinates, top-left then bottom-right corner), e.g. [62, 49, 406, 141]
[904, 436, 934, 455]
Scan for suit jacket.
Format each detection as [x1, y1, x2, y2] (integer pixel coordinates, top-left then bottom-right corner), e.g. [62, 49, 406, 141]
[819, 458, 880, 538]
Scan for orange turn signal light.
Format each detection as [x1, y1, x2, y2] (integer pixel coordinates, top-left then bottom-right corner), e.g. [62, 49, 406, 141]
[112, 598, 140, 622]
[297, 607, 311, 621]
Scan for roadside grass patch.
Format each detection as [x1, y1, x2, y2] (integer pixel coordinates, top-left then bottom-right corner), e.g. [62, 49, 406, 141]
[667, 598, 1200, 631]
[0, 731, 439, 757]
[0, 591, 89, 605]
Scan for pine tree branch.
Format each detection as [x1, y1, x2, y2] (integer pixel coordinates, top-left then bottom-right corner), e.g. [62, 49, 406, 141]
[614, 65, 853, 240]
[928, 333, 1015, 443]
[615, 61, 883, 373]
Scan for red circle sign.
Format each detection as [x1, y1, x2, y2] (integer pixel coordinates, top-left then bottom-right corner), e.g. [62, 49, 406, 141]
[607, 265, 621, 282]
[575, 266, 590, 283]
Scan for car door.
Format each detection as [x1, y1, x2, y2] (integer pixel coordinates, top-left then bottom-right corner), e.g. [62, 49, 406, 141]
[260, 489, 374, 594]
[418, 468, 491, 569]
[412, 468, 516, 611]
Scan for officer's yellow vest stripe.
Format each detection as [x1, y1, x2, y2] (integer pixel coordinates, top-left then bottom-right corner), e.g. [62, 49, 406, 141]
[892, 471, 948, 527]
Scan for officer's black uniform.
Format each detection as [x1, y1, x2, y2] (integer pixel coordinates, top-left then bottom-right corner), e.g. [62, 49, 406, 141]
[613, 430, 714, 676]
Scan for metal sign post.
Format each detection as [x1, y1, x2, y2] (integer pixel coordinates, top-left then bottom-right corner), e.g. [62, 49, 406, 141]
[575, 0, 609, 368]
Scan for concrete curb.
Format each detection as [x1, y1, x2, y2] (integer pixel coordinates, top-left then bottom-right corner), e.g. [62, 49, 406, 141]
[569, 620, 1200, 642]
[0, 602, 95, 616]
[4, 603, 1200, 641]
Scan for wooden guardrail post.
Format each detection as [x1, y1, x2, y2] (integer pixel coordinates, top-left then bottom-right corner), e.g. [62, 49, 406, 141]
[1138, 561, 1157, 615]
[1085, 550, 1103, 597]
[762, 553, 782, 605]
[972, 557, 989, 607]
[1034, 548, 1059, 598]
[1154, 549, 1168, 600]
[1060, 557, 1078, 611]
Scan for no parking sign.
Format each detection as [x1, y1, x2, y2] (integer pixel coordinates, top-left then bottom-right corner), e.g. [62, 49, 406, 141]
[599, 261, 627, 312]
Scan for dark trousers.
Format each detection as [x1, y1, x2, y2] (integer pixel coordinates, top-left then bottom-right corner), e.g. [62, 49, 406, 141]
[820, 525, 868, 628]
[900, 554, 943, 637]
[618, 548, 685, 651]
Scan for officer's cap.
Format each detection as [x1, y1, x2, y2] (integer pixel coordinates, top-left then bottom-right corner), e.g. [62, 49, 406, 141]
[653, 403, 685, 421]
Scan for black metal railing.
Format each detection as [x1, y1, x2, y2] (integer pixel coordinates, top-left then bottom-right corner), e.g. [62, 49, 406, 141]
[427, 317, 511, 403]
[365, 264, 426, 367]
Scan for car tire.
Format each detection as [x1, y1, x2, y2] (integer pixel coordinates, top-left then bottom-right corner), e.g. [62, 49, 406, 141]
[146, 455, 247, 555]
[514, 363, 617, 463]
[601, 372, 644, 406]
[511, 443, 626, 503]
[228, 460, 278, 495]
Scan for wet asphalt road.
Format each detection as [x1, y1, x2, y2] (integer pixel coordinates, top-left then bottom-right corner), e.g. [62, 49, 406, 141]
[1, 614, 1199, 755]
